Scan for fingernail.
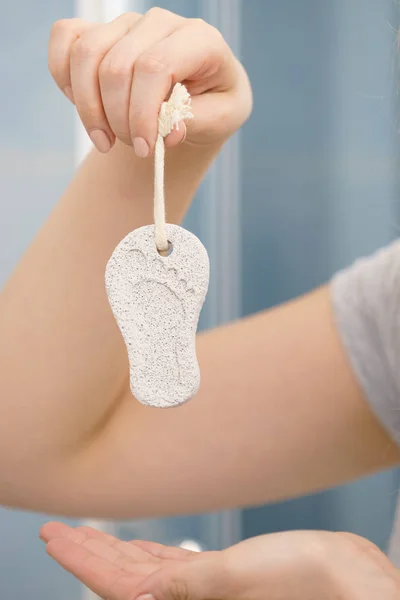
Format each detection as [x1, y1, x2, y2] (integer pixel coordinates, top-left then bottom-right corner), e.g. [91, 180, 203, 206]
[136, 595, 154, 600]
[64, 85, 74, 103]
[133, 137, 150, 158]
[89, 129, 111, 154]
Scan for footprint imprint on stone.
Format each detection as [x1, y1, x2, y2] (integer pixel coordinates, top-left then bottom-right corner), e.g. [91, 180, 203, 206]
[105, 224, 210, 408]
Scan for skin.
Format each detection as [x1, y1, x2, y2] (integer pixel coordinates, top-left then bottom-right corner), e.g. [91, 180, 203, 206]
[1, 7, 400, 598]
[40, 522, 400, 600]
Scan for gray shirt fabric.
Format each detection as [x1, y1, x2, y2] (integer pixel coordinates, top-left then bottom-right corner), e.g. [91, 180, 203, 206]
[330, 239, 400, 562]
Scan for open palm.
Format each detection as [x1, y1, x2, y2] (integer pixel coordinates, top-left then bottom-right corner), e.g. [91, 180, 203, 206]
[41, 522, 400, 600]
[40, 521, 215, 600]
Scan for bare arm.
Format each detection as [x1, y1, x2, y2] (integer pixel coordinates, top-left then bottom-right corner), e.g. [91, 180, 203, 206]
[0, 138, 222, 505]
[0, 10, 397, 517]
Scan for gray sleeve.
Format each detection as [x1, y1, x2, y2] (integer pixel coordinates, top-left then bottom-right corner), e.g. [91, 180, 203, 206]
[330, 240, 400, 445]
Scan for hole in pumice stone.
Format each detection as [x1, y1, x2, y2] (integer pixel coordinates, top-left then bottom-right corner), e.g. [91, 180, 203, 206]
[158, 241, 173, 257]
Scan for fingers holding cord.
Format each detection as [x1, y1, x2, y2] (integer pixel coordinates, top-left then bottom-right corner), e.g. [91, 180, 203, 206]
[49, 10, 230, 156]
[99, 7, 185, 148]
[129, 20, 228, 157]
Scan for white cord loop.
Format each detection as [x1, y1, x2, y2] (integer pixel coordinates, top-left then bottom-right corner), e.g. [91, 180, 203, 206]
[154, 83, 193, 252]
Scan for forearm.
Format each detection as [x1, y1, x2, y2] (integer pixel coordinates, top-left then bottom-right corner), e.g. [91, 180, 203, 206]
[7, 284, 398, 518]
[2, 142, 398, 517]
[76, 287, 398, 519]
[0, 139, 220, 505]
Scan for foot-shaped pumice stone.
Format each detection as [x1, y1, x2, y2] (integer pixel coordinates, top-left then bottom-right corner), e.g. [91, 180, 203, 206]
[105, 224, 210, 408]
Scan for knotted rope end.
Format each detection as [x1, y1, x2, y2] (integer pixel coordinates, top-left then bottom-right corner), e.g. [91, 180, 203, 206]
[158, 83, 194, 138]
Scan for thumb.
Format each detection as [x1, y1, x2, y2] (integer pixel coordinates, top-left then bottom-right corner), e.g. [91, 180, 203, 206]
[134, 553, 228, 600]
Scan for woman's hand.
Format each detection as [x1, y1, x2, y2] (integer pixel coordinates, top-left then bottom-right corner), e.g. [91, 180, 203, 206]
[48, 8, 252, 156]
[41, 522, 400, 600]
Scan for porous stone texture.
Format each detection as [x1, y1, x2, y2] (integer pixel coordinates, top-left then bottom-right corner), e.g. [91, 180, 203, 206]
[105, 224, 210, 408]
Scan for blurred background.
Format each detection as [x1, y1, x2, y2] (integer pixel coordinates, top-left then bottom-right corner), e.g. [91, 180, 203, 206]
[1, 0, 400, 598]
